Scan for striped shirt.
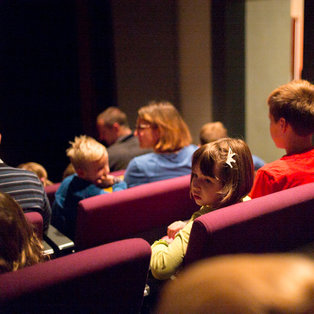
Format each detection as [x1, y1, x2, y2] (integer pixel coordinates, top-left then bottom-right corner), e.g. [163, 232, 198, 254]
[0, 162, 51, 232]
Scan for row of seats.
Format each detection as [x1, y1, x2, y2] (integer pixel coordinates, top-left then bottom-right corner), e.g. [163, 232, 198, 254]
[75, 174, 199, 250]
[42, 174, 198, 252]
[36, 179, 314, 261]
[185, 182, 314, 265]
[0, 238, 151, 313]
[2, 179, 313, 312]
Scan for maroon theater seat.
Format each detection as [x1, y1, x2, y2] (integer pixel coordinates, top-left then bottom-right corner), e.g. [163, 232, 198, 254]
[45, 182, 61, 206]
[0, 238, 151, 314]
[185, 183, 314, 266]
[110, 169, 126, 177]
[24, 211, 43, 240]
[75, 174, 198, 250]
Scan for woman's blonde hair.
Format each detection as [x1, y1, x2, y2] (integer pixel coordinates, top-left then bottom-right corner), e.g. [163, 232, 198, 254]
[18, 162, 53, 187]
[137, 101, 192, 153]
[191, 138, 254, 208]
[66, 135, 107, 171]
[0, 193, 46, 274]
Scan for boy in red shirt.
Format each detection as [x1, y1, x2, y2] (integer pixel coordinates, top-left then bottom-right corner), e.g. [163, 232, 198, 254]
[249, 79, 314, 198]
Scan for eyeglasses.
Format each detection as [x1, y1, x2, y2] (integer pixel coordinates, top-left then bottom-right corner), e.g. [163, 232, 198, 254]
[135, 124, 152, 131]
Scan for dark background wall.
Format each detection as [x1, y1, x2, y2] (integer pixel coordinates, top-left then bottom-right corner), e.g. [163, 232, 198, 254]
[211, 0, 245, 138]
[0, 0, 313, 181]
[0, 0, 178, 182]
[111, 0, 179, 127]
[303, 0, 314, 82]
[0, 0, 115, 182]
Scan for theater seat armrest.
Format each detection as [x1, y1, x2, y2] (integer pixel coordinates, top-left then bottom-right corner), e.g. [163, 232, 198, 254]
[44, 225, 75, 256]
[42, 240, 54, 256]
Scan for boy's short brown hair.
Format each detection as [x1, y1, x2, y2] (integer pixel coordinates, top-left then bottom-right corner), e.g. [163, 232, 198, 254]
[199, 121, 228, 145]
[191, 138, 254, 209]
[66, 135, 107, 171]
[268, 79, 314, 136]
[137, 101, 192, 153]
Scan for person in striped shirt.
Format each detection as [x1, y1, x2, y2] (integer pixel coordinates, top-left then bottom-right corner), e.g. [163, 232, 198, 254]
[0, 134, 51, 232]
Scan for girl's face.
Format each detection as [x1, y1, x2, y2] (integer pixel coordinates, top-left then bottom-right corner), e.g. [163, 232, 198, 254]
[191, 163, 223, 207]
[135, 119, 160, 149]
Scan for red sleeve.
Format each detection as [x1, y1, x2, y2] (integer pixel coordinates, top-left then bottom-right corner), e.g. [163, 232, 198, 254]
[249, 169, 276, 198]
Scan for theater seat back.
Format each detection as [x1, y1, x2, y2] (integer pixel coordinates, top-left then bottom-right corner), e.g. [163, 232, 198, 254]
[24, 211, 43, 239]
[76, 174, 198, 250]
[45, 182, 61, 206]
[0, 238, 151, 314]
[185, 183, 314, 265]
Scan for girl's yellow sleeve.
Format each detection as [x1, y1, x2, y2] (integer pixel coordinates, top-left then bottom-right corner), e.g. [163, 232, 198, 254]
[150, 221, 193, 280]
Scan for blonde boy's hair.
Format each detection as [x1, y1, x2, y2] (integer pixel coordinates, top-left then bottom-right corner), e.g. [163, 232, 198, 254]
[138, 101, 192, 153]
[66, 135, 107, 171]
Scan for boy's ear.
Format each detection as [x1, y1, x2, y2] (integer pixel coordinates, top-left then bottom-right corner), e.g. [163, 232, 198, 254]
[279, 117, 288, 132]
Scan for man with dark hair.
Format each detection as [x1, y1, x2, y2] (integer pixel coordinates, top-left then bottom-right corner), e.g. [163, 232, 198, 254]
[97, 107, 151, 171]
[0, 134, 51, 232]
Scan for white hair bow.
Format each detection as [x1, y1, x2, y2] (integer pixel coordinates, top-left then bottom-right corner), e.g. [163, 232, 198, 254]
[226, 147, 236, 168]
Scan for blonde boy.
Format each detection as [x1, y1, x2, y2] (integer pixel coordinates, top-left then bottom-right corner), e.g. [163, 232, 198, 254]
[250, 80, 314, 198]
[52, 135, 126, 239]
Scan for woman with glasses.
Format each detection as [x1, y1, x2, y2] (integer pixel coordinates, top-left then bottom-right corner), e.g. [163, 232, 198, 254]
[124, 101, 197, 187]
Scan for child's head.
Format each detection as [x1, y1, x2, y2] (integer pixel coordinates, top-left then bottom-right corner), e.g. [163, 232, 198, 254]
[0, 192, 45, 273]
[17, 162, 52, 187]
[135, 100, 192, 153]
[199, 121, 228, 145]
[157, 254, 314, 314]
[267, 79, 314, 137]
[191, 138, 254, 209]
[66, 135, 109, 184]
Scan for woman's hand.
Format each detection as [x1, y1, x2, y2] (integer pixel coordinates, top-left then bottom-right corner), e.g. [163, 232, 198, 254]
[167, 220, 187, 239]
